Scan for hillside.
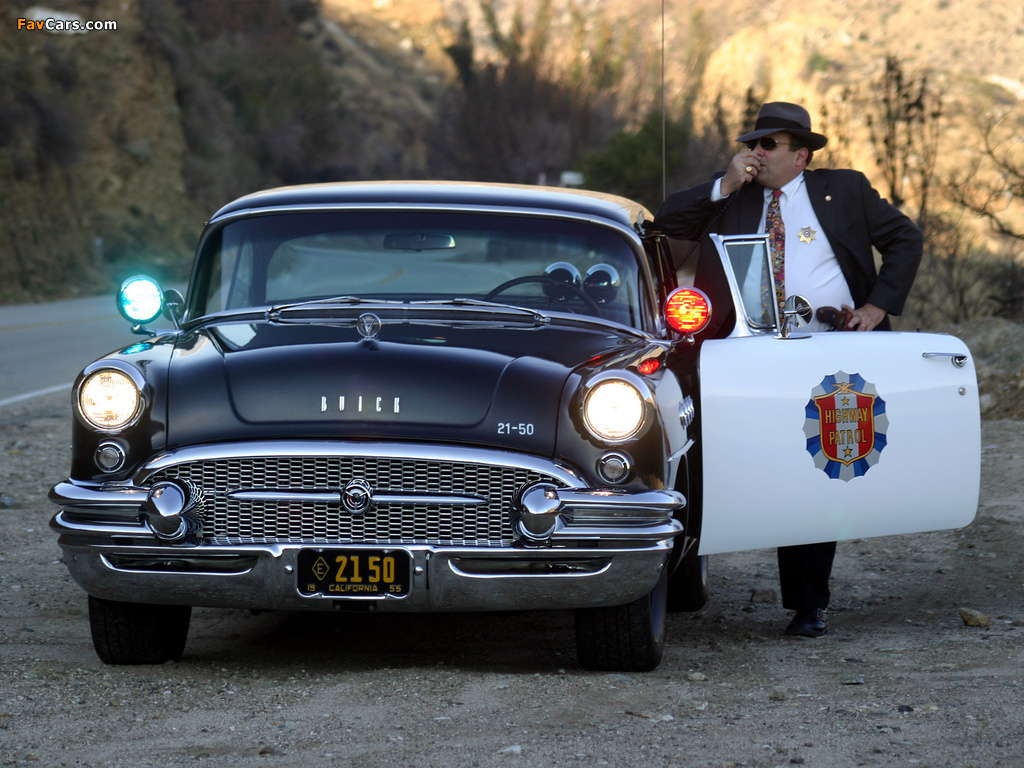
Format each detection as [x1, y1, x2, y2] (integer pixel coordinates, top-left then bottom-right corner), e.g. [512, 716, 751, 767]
[0, 0, 1022, 302]
[0, 0, 449, 301]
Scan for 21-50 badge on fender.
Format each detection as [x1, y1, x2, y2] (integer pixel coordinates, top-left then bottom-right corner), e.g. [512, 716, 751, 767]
[803, 371, 888, 482]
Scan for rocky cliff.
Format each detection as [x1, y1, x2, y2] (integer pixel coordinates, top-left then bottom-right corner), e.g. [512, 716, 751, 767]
[1, 0, 1022, 303]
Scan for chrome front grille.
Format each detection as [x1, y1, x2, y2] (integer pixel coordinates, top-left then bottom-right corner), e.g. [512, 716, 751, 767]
[149, 455, 566, 547]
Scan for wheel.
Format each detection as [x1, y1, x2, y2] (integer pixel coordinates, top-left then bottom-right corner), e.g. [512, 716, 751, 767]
[88, 596, 191, 665]
[667, 546, 709, 612]
[574, 568, 667, 672]
[484, 275, 603, 316]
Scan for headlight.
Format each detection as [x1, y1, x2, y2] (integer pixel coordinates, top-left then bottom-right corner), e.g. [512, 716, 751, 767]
[583, 379, 646, 441]
[78, 369, 142, 430]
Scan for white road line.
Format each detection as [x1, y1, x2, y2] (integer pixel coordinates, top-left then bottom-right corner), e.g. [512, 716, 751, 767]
[0, 383, 72, 408]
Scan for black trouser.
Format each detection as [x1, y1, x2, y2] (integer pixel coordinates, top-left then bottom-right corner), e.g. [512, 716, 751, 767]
[777, 541, 837, 613]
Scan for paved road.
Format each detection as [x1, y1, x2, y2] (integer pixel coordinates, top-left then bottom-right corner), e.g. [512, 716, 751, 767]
[0, 294, 141, 405]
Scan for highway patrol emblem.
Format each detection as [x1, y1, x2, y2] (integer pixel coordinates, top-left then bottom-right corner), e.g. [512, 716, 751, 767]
[804, 371, 887, 481]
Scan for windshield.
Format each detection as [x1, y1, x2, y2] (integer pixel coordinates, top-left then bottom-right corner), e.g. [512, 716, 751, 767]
[191, 211, 648, 327]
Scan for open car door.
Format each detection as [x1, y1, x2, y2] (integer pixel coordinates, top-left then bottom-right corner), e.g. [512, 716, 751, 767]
[696, 235, 981, 556]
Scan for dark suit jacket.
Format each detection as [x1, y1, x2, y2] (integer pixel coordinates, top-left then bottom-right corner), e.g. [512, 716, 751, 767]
[654, 169, 922, 327]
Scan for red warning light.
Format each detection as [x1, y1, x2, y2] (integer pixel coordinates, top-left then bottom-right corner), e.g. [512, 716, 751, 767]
[665, 288, 712, 334]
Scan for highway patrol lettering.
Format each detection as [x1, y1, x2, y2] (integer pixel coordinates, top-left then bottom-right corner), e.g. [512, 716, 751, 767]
[821, 406, 872, 424]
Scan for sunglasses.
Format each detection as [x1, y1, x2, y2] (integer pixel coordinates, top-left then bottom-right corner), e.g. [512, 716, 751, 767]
[744, 137, 795, 151]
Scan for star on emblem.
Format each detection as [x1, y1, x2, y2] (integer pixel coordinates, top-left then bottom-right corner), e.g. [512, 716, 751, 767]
[799, 227, 817, 244]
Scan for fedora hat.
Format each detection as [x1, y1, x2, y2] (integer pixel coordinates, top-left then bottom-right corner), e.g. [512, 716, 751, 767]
[736, 102, 828, 150]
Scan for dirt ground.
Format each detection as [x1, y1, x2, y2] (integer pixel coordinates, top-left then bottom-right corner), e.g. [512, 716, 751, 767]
[1, 392, 1021, 768]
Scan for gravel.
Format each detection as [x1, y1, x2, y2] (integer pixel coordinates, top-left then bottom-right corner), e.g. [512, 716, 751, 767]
[2, 389, 1022, 768]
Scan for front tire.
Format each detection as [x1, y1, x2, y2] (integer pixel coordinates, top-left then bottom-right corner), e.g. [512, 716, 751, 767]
[667, 547, 709, 612]
[574, 568, 667, 672]
[89, 596, 191, 665]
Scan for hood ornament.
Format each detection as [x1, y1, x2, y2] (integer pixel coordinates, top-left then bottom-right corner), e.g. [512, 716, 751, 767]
[356, 313, 382, 342]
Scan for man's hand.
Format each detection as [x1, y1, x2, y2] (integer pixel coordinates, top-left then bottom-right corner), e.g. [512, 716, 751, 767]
[720, 151, 764, 196]
[842, 303, 886, 331]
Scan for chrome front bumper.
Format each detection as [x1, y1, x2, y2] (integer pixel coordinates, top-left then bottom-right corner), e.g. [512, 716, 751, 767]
[50, 442, 684, 611]
[50, 534, 678, 612]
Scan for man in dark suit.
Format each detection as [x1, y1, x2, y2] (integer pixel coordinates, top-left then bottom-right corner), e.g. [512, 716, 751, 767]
[654, 102, 922, 636]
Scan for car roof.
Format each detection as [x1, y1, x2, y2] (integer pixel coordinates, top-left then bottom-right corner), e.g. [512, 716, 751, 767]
[208, 181, 651, 231]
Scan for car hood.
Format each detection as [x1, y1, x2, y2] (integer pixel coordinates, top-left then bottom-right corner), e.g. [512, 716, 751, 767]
[165, 319, 654, 455]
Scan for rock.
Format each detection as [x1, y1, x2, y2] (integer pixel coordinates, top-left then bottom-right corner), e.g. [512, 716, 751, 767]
[958, 607, 991, 627]
[0, 494, 15, 509]
[749, 588, 778, 603]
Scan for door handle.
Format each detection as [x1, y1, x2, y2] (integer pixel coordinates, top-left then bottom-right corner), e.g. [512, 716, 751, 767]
[922, 352, 969, 368]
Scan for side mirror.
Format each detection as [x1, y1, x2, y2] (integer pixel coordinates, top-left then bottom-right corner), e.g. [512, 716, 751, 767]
[778, 295, 812, 339]
[163, 288, 185, 325]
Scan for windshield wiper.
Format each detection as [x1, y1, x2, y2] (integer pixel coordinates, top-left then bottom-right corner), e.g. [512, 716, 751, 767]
[412, 299, 651, 338]
[409, 298, 550, 325]
[266, 295, 402, 321]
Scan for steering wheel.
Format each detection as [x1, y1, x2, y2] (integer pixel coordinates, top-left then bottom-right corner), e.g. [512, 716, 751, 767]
[484, 275, 603, 316]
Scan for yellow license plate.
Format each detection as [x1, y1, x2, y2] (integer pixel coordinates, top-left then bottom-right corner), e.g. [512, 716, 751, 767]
[297, 549, 411, 598]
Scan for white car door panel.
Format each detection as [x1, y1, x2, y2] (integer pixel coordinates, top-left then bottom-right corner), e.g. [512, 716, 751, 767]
[698, 331, 980, 555]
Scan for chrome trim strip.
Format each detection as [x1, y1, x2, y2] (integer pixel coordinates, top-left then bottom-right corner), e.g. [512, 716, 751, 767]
[550, 520, 682, 541]
[52, 510, 150, 538]
[51, 510, 682, 544]
[225, 490, 488, 506]
[101, 553, 259, 575]
[554, 487, 684, 515]
[447, 556, 613, 578]
[50, 481, 148, 509]
[134, 441, 585, 487]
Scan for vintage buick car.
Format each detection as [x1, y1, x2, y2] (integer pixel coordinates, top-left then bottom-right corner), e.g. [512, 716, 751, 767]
[50, 181, 980, 670]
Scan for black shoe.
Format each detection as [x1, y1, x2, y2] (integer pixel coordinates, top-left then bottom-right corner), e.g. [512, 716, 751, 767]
[785, 609, 828, 637]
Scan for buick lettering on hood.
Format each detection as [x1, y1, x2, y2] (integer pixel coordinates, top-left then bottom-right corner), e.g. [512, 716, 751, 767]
[50, 182, 980, 670]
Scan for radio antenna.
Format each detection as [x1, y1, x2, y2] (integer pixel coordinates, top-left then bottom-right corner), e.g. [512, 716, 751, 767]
[661, 0, 667, 201]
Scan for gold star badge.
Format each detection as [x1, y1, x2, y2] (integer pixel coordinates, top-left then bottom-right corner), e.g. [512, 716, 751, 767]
[799, 227, 817, 244]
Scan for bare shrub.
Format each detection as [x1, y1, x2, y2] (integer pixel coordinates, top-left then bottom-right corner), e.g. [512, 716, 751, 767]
[430, 0, 654, 185]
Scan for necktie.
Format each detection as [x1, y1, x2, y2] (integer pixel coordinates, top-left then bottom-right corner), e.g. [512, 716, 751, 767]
[765, 189, 785, 321]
